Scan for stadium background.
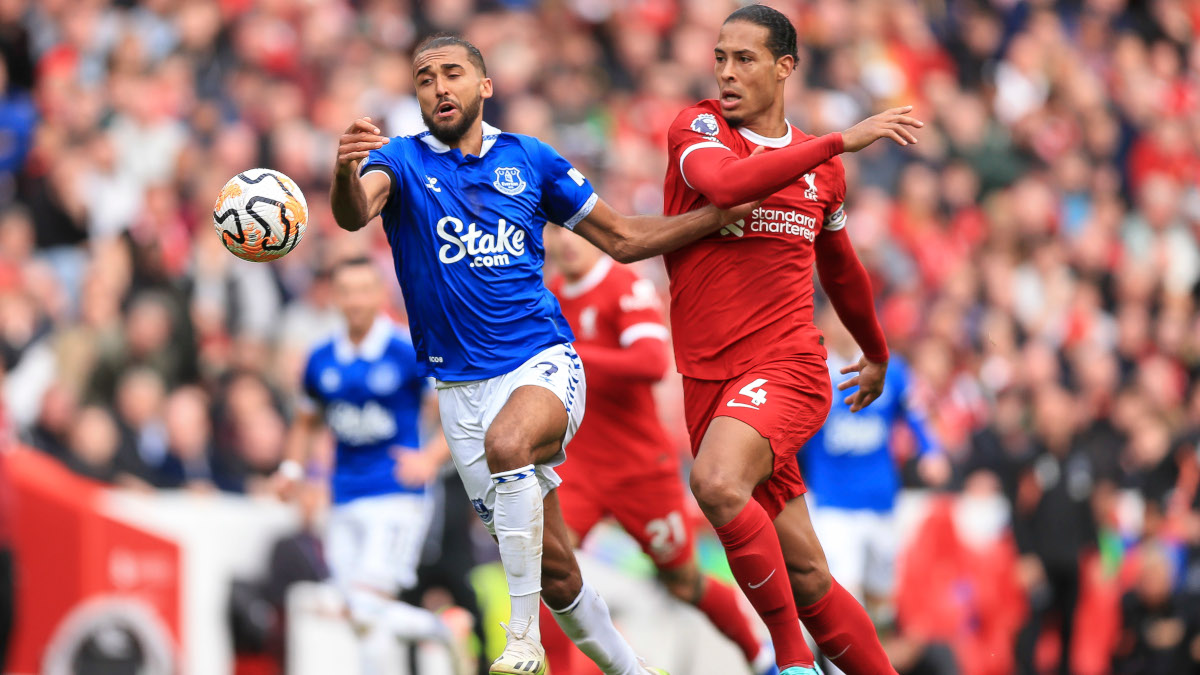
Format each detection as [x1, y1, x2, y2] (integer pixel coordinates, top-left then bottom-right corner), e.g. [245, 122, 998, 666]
[1, 0, 1200, 673]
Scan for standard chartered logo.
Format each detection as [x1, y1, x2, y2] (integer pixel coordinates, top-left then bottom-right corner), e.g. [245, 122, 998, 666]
[437, 216, 526, 268]
[327, 401, 396, 445]
[749, 207, 817, 240]
[723, 207, 818, 241]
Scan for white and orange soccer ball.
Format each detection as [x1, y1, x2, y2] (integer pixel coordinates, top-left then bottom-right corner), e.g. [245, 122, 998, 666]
[212, 169, 308, 262]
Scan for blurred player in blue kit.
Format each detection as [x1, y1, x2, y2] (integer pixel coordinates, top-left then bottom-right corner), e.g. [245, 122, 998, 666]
[274, 256, 457, 672]
[803, 307, 950, 674]
[329, 34, 751, 675]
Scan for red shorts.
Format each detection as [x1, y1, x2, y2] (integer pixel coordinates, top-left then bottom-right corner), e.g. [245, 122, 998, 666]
[556, 467, 695, 570]
[682, 353, 832, 519]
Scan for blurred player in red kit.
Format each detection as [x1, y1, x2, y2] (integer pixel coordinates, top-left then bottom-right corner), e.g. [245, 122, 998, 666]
[542, 227, 779, 675]
[662, 6, 923, 675]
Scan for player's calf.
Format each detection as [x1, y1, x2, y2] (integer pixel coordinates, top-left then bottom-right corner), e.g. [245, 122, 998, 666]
[772, 499, 833, 607]
[540, 515, 584, 610]
[776, 499, 895, 674]
[784, 550, 832, 608]
[657, 562, 703, 604]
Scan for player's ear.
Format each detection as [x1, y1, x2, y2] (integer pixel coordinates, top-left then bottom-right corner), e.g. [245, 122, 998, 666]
[480, 77, 494, 100]
[776, 55, 795, 81]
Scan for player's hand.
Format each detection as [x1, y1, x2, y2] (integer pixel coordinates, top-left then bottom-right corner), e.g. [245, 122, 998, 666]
[393, 447, 442, 487]
[841, 106, 923, 152]
[336, 117, 390, 177]
[267, 471, 300, 501]
[838, 356, 887, 412]
[716, 199, 762, 226]
[268, 459, 305, 501]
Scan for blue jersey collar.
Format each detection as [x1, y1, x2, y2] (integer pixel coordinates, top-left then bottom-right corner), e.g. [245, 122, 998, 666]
[417, 121, 503, 158]
[334, 315, 395, 364]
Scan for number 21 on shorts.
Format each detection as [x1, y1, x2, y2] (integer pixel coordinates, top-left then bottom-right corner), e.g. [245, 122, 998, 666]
[646, 511, 687, 559]
[727, 378, 768, 410]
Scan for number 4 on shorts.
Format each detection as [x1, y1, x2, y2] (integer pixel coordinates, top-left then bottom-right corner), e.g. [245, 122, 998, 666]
[728, 378, 768, 409]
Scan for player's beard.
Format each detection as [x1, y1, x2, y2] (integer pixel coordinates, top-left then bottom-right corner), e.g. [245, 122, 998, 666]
[422, 93, 483, 146]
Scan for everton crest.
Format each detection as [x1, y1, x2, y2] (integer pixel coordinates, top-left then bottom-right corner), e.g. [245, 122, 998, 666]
[493, 167, 527, 196]
[690, 113, 720, 137]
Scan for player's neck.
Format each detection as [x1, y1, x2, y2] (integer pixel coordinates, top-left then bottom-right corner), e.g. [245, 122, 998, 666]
[740, 100, 789, 140]
[563, 257, 602, 284]
[347, 320, 374, 345]
[448, 121, 485, 157]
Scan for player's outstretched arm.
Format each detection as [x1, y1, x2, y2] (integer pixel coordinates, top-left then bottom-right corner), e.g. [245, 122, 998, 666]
[573, 339, 669, 382]
[331, 117, 393, 231]
[683, 106, 923, 209]
[271, 408, 322, 499]
[571, 196, 754, 263]
[815, 227, 889, 412]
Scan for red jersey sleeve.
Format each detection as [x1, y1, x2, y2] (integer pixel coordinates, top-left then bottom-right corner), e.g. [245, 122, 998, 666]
[822, 156, 849, 232]
[667, 104, 845, 209]
[815, 159, 888, 363]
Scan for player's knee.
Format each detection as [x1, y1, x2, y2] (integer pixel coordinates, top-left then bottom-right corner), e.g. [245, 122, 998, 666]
[689, 470, 750, 522]
[484, 428, 534, 473]
[788, 555, 832, 607]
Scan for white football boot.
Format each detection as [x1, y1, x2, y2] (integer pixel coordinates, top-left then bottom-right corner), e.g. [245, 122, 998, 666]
[489, 622, 546, 675]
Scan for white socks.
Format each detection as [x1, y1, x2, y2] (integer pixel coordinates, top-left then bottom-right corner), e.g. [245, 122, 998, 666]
[492, 465, 545, 639]
[490, 466, 642, 674]
[550, 582, 643, 675]
[346, 588, 451, 674]
[345, 588, 447, 640]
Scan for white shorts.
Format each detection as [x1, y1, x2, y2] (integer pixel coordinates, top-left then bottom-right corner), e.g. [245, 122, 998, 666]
[324, 492, 432, 595]
[809, 504, 898, 600]
[436, 343, 586, 534]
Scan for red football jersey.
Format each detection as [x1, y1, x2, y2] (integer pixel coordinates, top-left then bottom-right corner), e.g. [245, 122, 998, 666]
[663, 99, 847, 380]
[549, 258, 678, 477]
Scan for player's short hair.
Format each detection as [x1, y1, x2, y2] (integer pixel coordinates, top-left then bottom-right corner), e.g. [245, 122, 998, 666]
[725, 4, 798, 62]
[331, 256, 376, 279]
[414, 34, 487, 77]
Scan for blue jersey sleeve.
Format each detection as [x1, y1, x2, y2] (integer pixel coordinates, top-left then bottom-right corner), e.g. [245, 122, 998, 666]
[535, 140, 597, 230]
[891, 359, 941, 456]
[359, 138, 406, 206]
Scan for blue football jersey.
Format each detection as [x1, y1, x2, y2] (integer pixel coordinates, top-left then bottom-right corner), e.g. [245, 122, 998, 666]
[302, 318, 427, 504]
[803, 355, 940, 512]
[359, 122, 596, 381]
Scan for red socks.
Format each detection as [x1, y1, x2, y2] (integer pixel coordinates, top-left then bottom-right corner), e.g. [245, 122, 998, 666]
[695, 577, 763, 664]
[715, 501, 815, 669]
[797, 580, 896, 674]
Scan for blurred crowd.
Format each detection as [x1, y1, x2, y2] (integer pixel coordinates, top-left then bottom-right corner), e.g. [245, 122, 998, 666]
[0, 0, 1199, 672]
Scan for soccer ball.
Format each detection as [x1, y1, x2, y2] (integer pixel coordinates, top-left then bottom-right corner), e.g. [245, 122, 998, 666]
[212, 169, 308, 262]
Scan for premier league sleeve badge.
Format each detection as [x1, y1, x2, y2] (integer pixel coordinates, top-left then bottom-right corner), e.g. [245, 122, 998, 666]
[690, 113, 720, 137]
